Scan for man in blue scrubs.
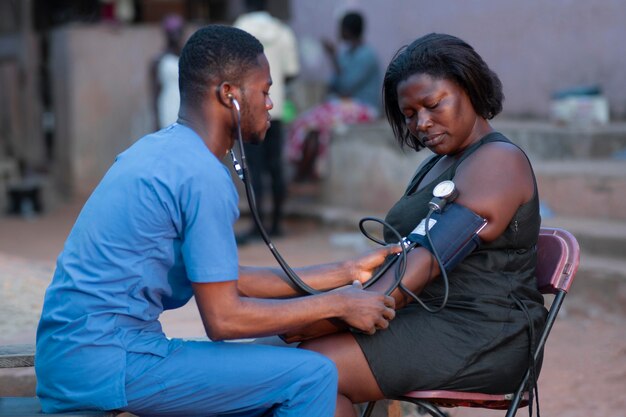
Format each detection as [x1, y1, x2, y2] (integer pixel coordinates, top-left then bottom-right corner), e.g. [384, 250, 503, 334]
[35, 25, 396, 417]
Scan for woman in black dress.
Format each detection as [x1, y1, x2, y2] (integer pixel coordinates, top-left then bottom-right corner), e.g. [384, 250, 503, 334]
[301, 33, 548, 416]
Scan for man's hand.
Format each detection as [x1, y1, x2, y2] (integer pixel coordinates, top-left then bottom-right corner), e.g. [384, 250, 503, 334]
[348, 244, 402, 285]
[321, 38, 336, 57]
[335, 281, 396, 335]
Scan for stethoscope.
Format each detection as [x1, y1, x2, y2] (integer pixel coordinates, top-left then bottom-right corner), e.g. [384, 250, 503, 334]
[227, 95, 449, 311]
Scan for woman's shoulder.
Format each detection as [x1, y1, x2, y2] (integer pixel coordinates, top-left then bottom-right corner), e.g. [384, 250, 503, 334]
[456, 136, 535, 207]
[458, 142, 533, 200]
[466, 135, 531, 173]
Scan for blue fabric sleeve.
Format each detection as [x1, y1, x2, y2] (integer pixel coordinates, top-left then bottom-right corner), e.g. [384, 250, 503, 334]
[330, 47, 378, 96]
[179, 163, 240, 283]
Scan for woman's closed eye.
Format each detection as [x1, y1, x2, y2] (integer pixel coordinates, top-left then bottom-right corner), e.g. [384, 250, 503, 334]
[424, 101, 439, 110]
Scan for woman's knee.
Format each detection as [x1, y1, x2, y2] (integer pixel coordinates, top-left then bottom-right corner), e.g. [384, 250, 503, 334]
[300, 334, 384, 402]
[299, 335, 353, 386]
[297, 348, 338, 382]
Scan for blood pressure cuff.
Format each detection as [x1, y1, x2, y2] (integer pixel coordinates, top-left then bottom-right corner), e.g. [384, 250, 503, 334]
[407, 202, 487, 273]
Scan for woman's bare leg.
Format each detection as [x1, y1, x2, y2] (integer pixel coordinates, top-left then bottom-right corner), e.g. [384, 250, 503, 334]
[300, 332, 385, 417]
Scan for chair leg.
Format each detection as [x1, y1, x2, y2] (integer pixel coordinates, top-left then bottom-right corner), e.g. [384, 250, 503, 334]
[361, 401, 377, 417]
[410, 400, 449, 417]
[362, 399, 449, 417]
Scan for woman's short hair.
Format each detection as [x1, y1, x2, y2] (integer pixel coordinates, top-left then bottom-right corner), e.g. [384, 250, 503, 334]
[383, 33, 504, 151]
[179, 25, 264, 106]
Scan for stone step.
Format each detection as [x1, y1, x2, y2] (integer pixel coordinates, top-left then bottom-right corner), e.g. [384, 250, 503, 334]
[542, 216, 626, 260]
[563, 254, 626, 319]
[316, 120, 626, 221]
[493, 119, 626, 160]
[324, 118, 626, 160]
[534, 160, 626, 221]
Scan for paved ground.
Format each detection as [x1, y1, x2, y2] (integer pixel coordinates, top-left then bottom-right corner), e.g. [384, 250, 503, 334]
[0, 196, 625, 416]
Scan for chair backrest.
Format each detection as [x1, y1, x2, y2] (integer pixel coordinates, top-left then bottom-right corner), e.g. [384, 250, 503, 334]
[536, 227, 580, 295]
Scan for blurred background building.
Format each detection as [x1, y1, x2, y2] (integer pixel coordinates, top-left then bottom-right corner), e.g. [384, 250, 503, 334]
[0, 0, 625, 211]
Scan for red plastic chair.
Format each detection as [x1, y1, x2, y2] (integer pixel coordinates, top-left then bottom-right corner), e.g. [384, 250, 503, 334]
[361, 227, 581, 417]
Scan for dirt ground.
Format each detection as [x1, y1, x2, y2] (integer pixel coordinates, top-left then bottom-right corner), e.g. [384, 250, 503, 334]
[0, 197, 625, 416]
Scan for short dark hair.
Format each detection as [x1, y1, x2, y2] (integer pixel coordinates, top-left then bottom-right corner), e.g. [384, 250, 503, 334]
[383, 33, 504, 151]
[178, 25, 264, 106]
[341, 12, 364, 38]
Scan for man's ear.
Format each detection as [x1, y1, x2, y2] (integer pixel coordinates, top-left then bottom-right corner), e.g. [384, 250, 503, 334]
[216, 82, 238, 107]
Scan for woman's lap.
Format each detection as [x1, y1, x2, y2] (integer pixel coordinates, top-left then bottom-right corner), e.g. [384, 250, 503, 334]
[352, 304, 530, 397]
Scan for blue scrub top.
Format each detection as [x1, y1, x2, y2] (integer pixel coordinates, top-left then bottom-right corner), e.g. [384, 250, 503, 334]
[35, 124, 240, 412]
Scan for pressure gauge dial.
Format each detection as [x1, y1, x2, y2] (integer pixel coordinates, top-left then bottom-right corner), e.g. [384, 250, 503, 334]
[432, 180, 457, 200]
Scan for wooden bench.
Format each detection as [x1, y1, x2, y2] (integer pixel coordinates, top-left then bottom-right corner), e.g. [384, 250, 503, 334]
[0, 344, 117, 417]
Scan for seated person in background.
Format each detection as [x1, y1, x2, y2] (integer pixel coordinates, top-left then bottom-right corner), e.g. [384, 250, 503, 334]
[287, 11, 381, 182]
[35, 25, 397, 417]
[300, 33, 549, 417]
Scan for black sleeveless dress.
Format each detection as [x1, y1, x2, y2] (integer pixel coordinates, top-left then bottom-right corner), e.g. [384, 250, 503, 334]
[354, 132, 548, 396]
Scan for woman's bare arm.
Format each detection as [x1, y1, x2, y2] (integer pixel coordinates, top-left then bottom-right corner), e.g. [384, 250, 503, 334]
[369, 142, 535, 308]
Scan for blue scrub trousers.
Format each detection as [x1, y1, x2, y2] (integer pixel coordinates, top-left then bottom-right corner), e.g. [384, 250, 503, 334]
[120, 340, 338, 417]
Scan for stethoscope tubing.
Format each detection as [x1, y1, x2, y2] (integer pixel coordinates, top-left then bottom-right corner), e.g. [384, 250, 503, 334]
[228, 98, 447, 311]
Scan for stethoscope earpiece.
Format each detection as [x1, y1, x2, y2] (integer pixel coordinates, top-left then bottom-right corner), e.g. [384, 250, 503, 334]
[226, 93, 239, 110]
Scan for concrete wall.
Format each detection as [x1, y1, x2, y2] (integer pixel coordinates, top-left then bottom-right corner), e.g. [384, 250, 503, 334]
[44, 2, 626, 199]
[319, 119, 626, 221]
[0, 33, 44, 169]
[290, 0, 626, 120]
[320, 122, 430, 215]
[50, 24, 162, 197]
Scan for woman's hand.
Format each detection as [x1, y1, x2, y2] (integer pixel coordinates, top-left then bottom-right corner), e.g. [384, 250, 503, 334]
[347, 244, 402, 285]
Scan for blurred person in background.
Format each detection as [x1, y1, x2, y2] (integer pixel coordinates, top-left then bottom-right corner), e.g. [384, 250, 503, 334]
[150, 14, 185, 130]
[287, 10, 381, 182]
[234, 0, 300, 242]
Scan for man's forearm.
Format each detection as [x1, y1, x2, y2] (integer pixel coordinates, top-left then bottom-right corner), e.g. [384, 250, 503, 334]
[237, 263, 355, 298]
[204, 292, 346, 341]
